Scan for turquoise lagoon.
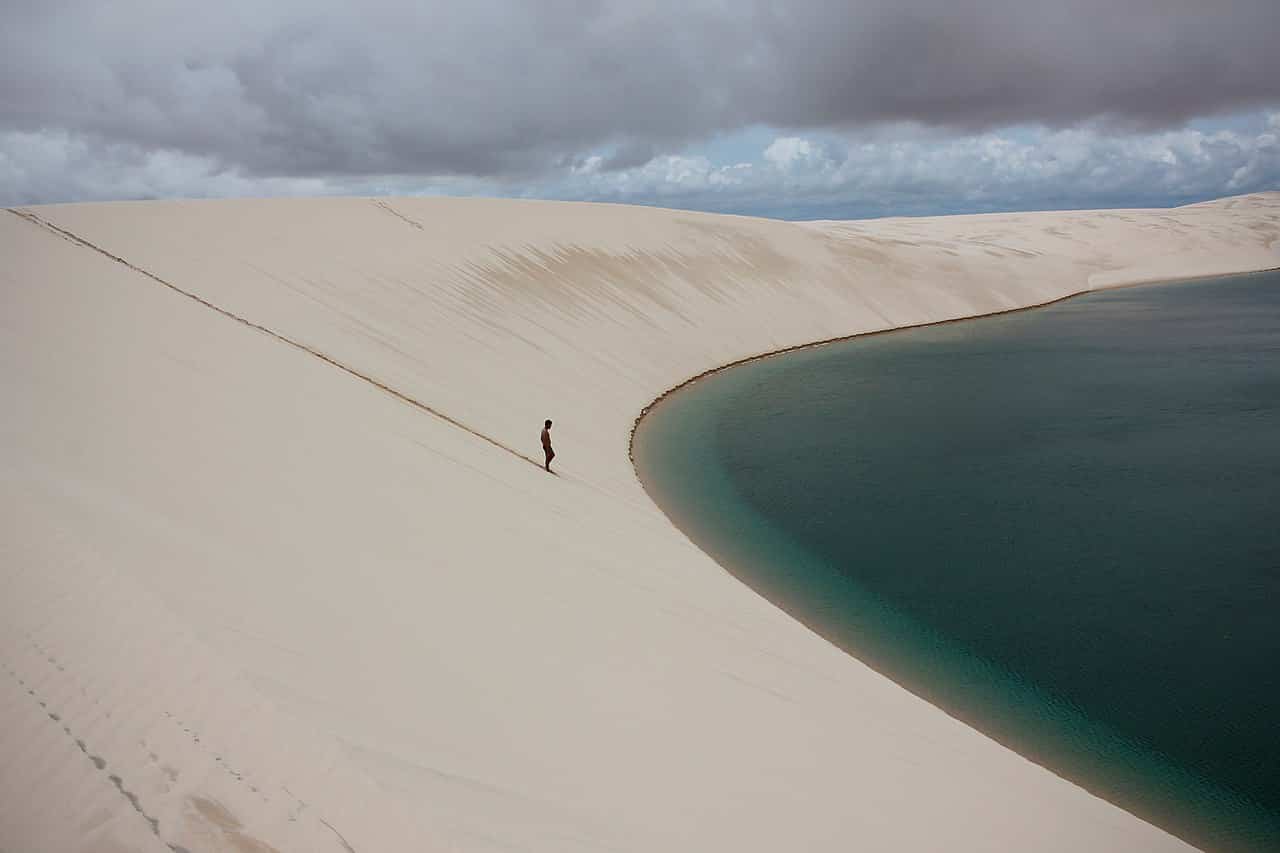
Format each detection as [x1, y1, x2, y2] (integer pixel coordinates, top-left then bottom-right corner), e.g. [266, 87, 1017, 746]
[633, 270, 1280, 852]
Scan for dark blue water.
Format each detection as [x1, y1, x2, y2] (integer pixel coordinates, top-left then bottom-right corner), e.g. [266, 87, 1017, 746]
[634, 270, 1280, 852]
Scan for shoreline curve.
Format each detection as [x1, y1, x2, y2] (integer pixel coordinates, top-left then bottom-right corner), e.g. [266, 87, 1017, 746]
[628, 265, 1280, 853]
[630, 263, 1280, 462]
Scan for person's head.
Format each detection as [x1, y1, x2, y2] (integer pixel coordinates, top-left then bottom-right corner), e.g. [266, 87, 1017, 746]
[545, 419, 552, 429]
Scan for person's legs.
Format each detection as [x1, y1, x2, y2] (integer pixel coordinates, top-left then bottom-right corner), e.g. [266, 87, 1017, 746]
[544, 448, 555, 471]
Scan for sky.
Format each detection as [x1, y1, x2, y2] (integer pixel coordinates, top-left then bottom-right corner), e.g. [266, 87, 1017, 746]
[3, 0, 1279, 219]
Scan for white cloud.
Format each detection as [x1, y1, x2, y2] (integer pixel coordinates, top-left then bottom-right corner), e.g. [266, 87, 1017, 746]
[528, 115, 1280, 217]
[764, 137, 812, 169]
[0, 131, 326, 204]
[5, 115, 1278, 217]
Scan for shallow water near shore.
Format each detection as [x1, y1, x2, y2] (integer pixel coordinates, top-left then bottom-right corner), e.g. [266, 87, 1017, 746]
[634, 270, 1280, 852]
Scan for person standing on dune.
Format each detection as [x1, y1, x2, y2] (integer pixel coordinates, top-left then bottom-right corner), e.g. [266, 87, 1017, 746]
[541, 419, 555, 472]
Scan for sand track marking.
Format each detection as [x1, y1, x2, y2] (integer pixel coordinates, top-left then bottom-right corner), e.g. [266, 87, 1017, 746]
[8, 207, 544, 472]
[1, 519, 356, 852]
[372, 198, 425, 231]
[3, 657, 171, 847]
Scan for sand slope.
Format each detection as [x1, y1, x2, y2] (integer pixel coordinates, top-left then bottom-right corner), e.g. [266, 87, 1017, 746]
[3, 193, 1277, 852]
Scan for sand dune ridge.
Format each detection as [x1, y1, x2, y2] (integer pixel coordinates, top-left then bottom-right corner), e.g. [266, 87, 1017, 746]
[3, 193, 1278, 852]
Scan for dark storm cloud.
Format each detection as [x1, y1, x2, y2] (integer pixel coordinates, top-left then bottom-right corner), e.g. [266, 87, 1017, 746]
[2, 0, 1278, 182]
[750, 0, 1280, 130]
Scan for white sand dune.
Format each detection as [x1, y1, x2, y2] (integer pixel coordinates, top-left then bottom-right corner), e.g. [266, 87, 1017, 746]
[3, 192, 1277, 853]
